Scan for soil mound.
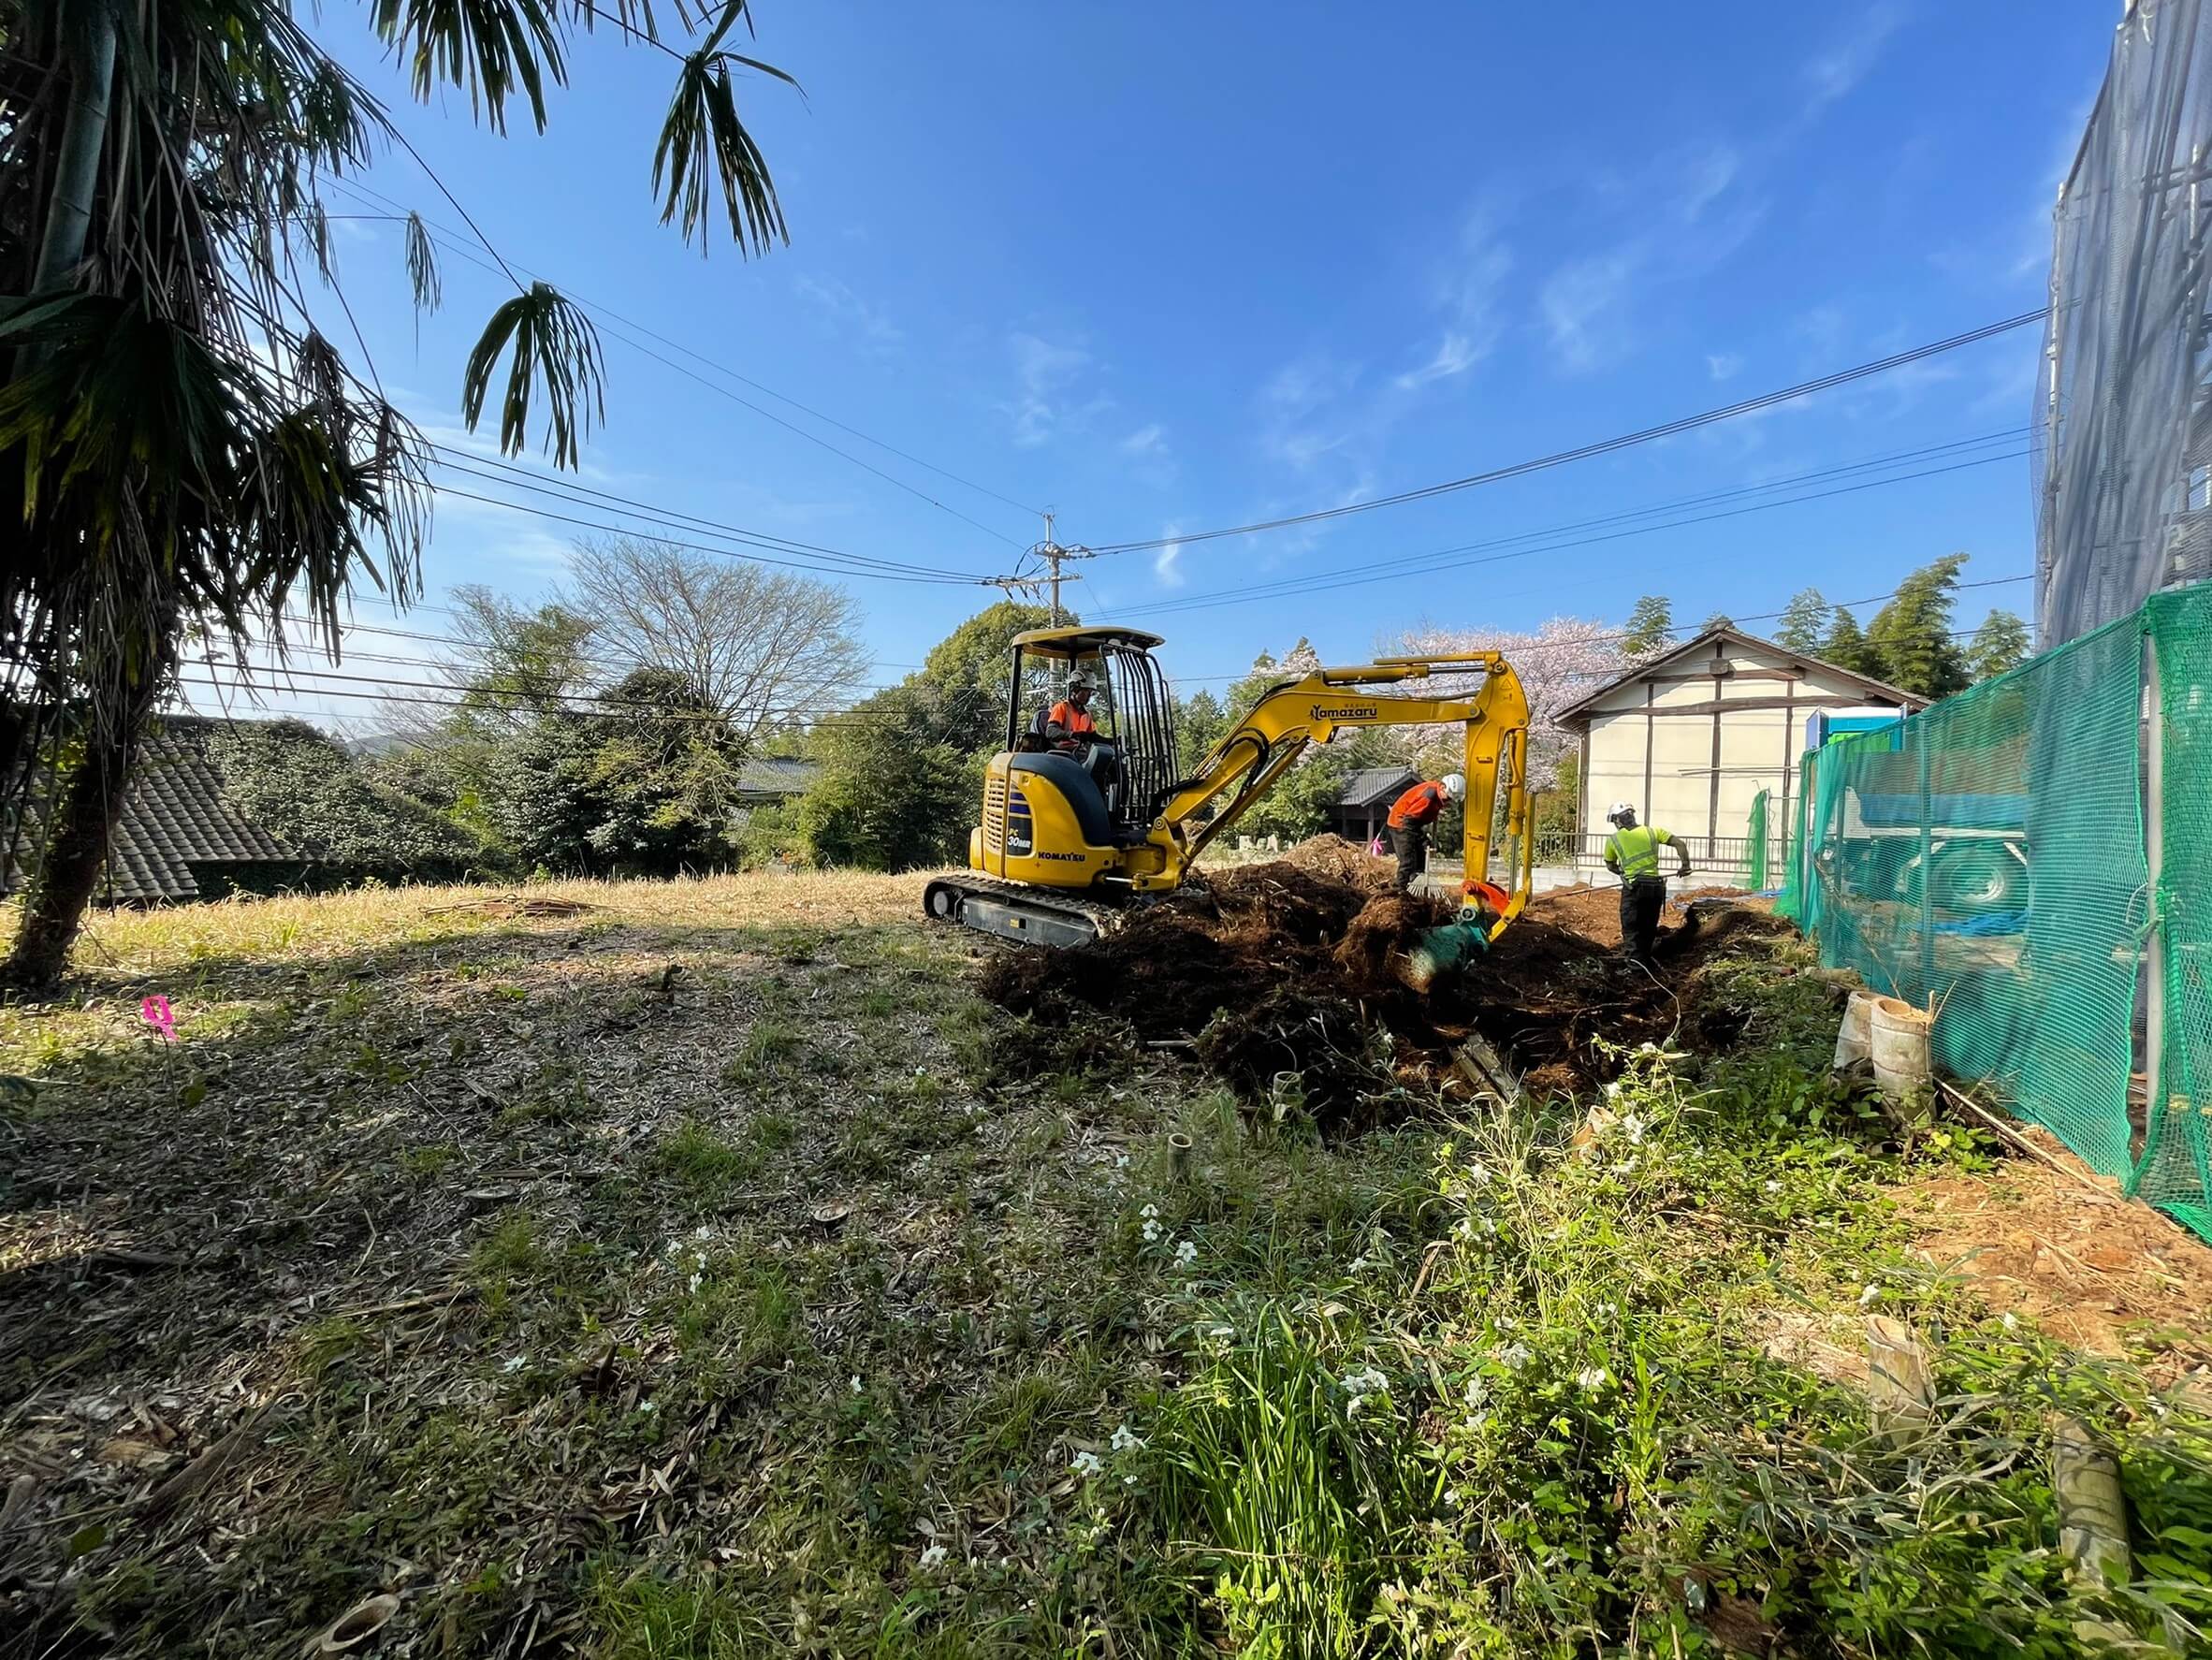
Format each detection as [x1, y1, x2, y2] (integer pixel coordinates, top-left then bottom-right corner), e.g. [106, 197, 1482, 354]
[974, 837, 1785, 1121]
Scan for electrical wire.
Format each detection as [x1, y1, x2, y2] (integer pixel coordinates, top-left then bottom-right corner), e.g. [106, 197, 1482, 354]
[1086, 311, 2051, 556]
[1121, 444, 2031, 619]
[326, 178, 1040, 546]
[423, 450, 988, 581]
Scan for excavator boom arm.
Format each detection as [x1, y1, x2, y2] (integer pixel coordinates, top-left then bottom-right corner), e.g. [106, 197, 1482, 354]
[1151, 656, 1534, 925]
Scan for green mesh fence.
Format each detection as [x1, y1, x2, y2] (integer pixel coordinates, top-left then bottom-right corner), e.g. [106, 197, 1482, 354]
[1739, 790, 1770, 891]
[2146, 590, 2212, 1239]
[1787, 593, 2210, 1241]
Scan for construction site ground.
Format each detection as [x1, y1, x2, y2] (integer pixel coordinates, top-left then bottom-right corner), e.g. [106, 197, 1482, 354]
[3, 853, 2208, 1654]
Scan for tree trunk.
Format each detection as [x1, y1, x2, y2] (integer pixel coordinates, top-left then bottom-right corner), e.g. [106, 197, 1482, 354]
[34, 5, 118, 292]
[3, 651, 168, 990]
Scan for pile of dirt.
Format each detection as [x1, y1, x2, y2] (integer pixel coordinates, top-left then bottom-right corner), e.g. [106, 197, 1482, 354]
[976, 835, 1791, 1123]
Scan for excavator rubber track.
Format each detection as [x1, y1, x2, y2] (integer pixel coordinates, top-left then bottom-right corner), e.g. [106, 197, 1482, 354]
[921, 874, 1124, 951]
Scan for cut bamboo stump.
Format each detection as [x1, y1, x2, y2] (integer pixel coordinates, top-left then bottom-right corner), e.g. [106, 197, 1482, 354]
[2053, 1416, 2131, 1588]
[1865, 1316, 1933, 1448]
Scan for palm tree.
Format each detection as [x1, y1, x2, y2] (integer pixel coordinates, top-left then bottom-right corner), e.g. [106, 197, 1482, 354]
[0, 0, 793, 984]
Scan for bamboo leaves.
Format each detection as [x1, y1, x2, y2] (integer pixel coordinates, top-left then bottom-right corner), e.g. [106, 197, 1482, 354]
[651, 0, 792, 255]
[371, 0, 566, 133]
[462, 283, 605, 469]
[405, 212, 444, 313]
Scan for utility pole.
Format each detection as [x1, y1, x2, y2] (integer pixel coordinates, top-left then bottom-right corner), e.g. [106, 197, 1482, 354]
[988, 511, 1093, 624]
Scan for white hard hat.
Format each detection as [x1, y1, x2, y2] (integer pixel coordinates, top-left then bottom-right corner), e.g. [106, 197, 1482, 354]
[1608, 800, 1637, 823]
[1440, 772, 1466, 799]
[1068, 666, 1099, 692]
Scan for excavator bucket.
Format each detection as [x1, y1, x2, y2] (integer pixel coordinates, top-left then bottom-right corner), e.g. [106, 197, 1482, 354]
[1396, 880, 1511, 993]
[1398, 919, 1490, 992]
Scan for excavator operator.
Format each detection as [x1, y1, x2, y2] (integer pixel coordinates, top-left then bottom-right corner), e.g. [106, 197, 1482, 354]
[1385, 771, 1463, 893]
[1032, 668, 1121, 815]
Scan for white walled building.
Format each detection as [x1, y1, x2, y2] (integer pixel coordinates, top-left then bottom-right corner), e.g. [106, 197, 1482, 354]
[1555, 627, 1924, 872]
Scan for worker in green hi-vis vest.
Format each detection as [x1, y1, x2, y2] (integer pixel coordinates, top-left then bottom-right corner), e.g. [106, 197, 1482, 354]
[1603, 802, 1691, 963]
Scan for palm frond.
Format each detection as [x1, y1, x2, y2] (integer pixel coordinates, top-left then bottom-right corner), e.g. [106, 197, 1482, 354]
[460, 282, 605, 469]
[650, 1, 792, 254]
[370, 0, 568, 134]
[405, 212, 444, 312]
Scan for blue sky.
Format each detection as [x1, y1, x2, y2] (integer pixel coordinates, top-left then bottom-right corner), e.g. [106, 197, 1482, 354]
[222, 2, 2118, 726]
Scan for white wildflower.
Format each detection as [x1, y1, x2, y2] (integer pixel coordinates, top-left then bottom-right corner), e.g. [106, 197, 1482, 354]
[1763, 1180, 1782, 1194]
[2001, 1312, 2019, 1333]
[1463, 1376, 1488, 1408]
[1346, 1256, 1369, 1274]
[1173, 1239, 1198, 1267]
[639, 1400, 657, 1413]
[1071, 1449, 1103, 1478]
[1576, 1366, 1610, 1393]
[1443, 1488, 1462, 1508]
[851, 1375, 863, 1394]
[1622, 1114, 1647, 1145]
[1346, 1393, 1368, 1418]
[1115, 1154, 1130, 1169]
[1858, 1284, 1882, 1307]
[1467, 1160, 1491, 1185]
[1139, 1202, 1159, 1219]
[1141, 1219, 1160, 1243]
[918, 1543, 948, 1571]
[1208, 1323, 1235, 1340]
[500, 1355, 528, 1374]
[1111, 1423, 1142, 1452]
[1595, 1302, 1619, 1319]
[1340, 1367, 1389, 1395]
[1494, 1342, 1533, 1370]
[687, 1273, 703, 1294]
[693, 1224, 713, 1241]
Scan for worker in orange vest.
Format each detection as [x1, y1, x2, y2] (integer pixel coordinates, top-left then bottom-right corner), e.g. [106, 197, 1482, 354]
[1385, 772, 1463, 893]
[1032, 667, 1120, 813]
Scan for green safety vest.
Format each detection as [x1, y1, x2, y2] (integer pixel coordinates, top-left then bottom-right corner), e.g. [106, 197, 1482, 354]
[1605, 824, 1677, 880]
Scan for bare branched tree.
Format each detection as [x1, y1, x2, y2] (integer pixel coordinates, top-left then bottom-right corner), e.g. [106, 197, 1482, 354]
[561, 536, 868, 742]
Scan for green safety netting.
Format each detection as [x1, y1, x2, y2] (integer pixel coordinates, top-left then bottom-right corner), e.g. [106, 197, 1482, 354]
[2146, 589, 2212, 1238]
[1739, 790, 1769, 891]
[1782, 590, 2209, 1240]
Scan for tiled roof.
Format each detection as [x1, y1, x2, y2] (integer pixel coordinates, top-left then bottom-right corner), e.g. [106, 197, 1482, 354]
[99, 721, 293, 901]
[2, 718, 296, 903]
[1332, 766, 1419, 809]
[737, 757, 818, 795]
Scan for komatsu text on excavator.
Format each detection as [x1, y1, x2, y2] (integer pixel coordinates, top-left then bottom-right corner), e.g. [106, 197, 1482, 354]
[922, 626, 1534, 981]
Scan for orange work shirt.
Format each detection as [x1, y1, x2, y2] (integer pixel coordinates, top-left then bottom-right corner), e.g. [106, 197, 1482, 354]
[1387, 780, 1448, 829]
[1047, 700, 1097, 737]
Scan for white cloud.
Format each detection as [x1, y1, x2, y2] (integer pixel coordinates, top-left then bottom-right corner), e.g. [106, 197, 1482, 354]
[1396, 205, 1512, 392]
[793, 273, 902, 351]
[1396, 332, 1482, 391]
[1541, 247, 1644, 373]
[1120, 423, 1167, 458]
[1537, 144, 1755, 374]
[1005, 330, 1099, 447]
[1803, 5, 1903, 113]
[1154, 522, 1185, 589]
[1255, 354, 1363, 471]
[1707, 352, 1742, 382]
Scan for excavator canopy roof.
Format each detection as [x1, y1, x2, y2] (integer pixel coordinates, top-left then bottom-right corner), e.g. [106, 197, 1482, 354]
[1011, 625, 1166, 659]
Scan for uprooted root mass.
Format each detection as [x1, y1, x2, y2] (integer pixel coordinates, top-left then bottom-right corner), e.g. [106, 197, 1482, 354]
[977, 835, 1793, 1128]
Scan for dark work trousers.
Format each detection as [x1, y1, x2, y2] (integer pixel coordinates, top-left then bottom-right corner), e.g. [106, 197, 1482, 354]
[1390, 823, 1429, 892]
[1620, 875, 1667, 960]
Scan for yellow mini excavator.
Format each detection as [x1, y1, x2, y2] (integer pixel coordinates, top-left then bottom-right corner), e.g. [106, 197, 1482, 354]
[922, 625, 1534, 979]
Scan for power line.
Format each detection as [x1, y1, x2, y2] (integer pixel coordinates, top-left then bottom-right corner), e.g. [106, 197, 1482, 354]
[1120, 443, 2031, 619]
[326, 179, 1039, 546]
[425, 481, 991, 588]
[423, 448, 988, 581]
[1087, 311, 2051, 557]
